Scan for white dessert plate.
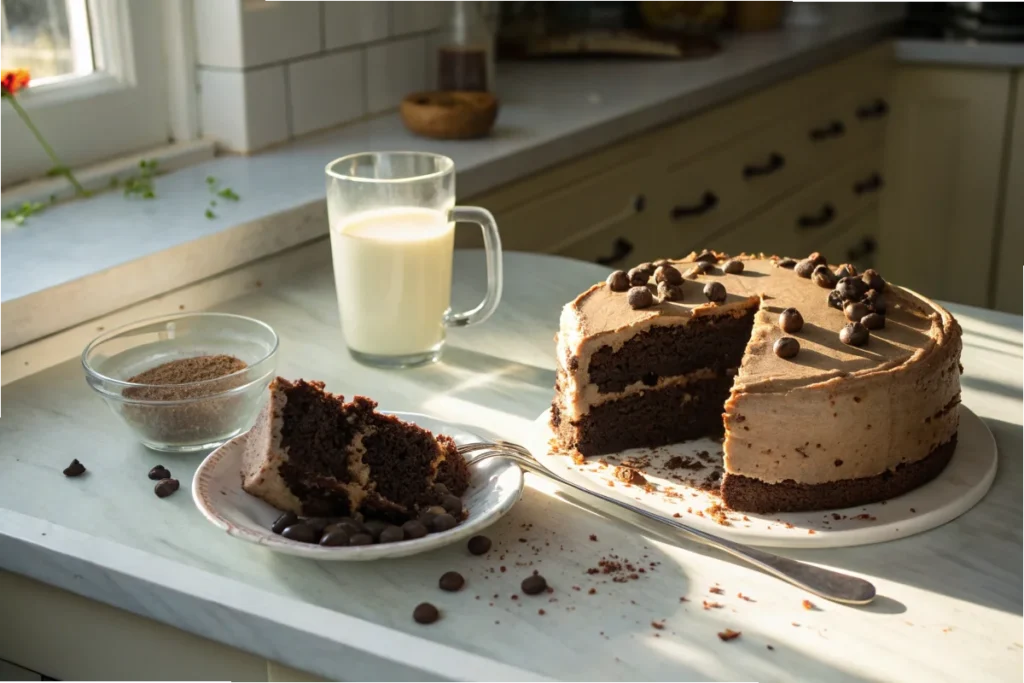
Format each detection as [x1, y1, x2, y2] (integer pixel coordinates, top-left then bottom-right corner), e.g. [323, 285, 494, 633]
[193, 412, 524, 560]
[529, 405, 996, 549]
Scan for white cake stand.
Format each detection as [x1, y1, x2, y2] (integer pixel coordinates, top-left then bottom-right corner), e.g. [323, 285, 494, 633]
[529, 405, 996, 549]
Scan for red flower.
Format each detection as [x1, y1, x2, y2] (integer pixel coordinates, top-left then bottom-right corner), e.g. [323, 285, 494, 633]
[1, 69, 31, 97]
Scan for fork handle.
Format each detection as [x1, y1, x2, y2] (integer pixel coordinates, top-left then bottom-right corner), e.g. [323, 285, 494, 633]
[478, 449, 875, 605]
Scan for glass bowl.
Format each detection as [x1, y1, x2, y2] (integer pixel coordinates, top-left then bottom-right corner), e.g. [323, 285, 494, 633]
[83, 312, 279, 452]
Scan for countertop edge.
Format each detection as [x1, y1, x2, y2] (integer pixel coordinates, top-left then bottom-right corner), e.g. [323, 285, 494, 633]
[893, 38, 1024, 68]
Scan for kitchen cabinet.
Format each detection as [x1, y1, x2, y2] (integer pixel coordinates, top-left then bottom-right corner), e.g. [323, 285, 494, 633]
[993, 72, 1024, 315]
[878, 66, 1013, 309]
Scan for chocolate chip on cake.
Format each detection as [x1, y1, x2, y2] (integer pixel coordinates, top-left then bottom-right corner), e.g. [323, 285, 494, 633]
[844, 301, 869, 322]
[379, 525, 406, 544]
[431, 512, 458, 532]
[836, 276, 867, 302]
[861, 312, 886, 330]
[862, 269, 886, 292]
[722, 259, 744, 275]
[794, 259, 816, 278]
[271, 511, 299, 535]
[827, 290, 845, 310]
[606, 270, 630, 292]
[864, 289, 887, 314]
[812, 265, 838, 289]
[521, 574, 548, 595]
[468, 535, 492, 555]
[363, 519, 389, 540]
[305, 517, 333, 535]
[777, 257, 798, 269]
[439, 571, 465, 592]
[692, 260, 713, 274]
[281, 522, 318, 543]
[63, 459, 86, 477]
[807, 251, 827, 266]
[348, 533, 374, 546]
[657, 282, 684, 302]
[628, 267, 650, 286]
[627, 286, 655, 309]
[330, 518, 364, 535]
[441, 494, 463, 517]
[413, 602, 440, 624]
[773, 337, 800, 359]
[703, 282, 726, 304]
[833, 263, 858, 280]
[695, 250, 717, 263]
[654, 264, 683, 285]
[779, 308, 804, 333]
[402, 520, 429, 539]
[319, 528, 352, 546]
[840, 322, 870, 347]
[147, 465, 170, 480]
[653, 259, 671, 267]
[154, 478, 179, 498]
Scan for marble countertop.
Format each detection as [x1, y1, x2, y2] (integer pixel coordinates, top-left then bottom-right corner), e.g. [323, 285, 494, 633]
[0, 4, 902, 350]
[1, 251, 1021, 682]
[894, 38, 1024, 68]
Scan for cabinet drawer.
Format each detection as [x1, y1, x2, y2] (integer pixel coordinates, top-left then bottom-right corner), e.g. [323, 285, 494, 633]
[556, 214, 665, 269]
[709, 146, 885, 258]
[800, 75, 892, 180]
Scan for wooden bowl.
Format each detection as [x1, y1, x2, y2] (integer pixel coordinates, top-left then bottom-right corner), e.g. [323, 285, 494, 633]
[400, 91, 499, 140]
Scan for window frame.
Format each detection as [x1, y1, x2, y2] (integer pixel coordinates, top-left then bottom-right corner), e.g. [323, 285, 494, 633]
[1, 0, 197, 187]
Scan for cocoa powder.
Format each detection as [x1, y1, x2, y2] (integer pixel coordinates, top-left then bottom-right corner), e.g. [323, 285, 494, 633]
[123, 355, 247, 400]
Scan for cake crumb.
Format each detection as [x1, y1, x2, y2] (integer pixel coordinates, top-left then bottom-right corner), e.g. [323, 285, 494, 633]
[651, 620, 665, 630]
[703, 601, 724, 610]
[717, 629, 741, 642]
[614, 466, 647, 486]
[709, 586, 724, 595]
[538, 609, 546, 616]
[802, 599, 816, 610]
[588, 588, 596, 595]
[589, 534, 598, 541]
[767, 645, 775, 651]
[737, 593, 755, 602]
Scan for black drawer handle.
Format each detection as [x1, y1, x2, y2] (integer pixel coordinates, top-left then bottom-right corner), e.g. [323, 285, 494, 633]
[633, 194, 646, 213]
[853, 173, 883, 195]
[847, 236, 877, 261]
[742, 153, 785, 179]
[856, 99, 889, 120]
[797, 203, 836, 230]
[596, 237, 633, 266]
[671, 191, 718, 219]
[809, 120, 846, 141]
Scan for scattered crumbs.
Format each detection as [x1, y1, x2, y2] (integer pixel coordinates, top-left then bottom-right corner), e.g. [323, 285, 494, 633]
[500, 566, 507, 573]
[672, 512, 682, 518]
[572, 586, 581, 592]
[495, 620, 500, 624]
[588, 588, 596, 595]
[767, 645, 775, 651]
[589, 534, 598, 541]
[910, 508, 917, 513]
[703, 601, 724, 610]
[679, 596, 689, 602]
[538, 609, 546, 616]
[792, 622, 800, 627]
[709, 586, 724, 595]
[717, 629, 741, 642]
[518, 538, 527, 543]
[511, 595, 518, 601]
[808, 529, 816, 535]
[651, 620, 665, 630]
[853, 513, 877, 521]
[802, 599, 816, 610]
[942, 627, 952, 633]
[784, 522, 795, 529]
[737, 593, 755, 602]
[831, 513, 842, 521]
[742, 515, 750, 522]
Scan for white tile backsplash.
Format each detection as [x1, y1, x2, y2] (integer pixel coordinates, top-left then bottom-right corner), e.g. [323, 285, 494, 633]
[198, 67, 289, 152]
[391, 1, 443, 36]
[240, 0, 321, 67]
[324, 1, 389, 50]
[366, 36, 428, 114]
[193, 0, 244, 68]
[287, 51, 366, 136]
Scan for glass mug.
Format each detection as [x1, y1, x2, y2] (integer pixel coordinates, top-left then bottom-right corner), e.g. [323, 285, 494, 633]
[325, 152, 502, 368]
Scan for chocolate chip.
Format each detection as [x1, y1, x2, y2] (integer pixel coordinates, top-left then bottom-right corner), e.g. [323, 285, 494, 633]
[348, 533, 374, 546]
[63, 459, 86, 477]
[272, 511, 299, 534]
[862, 269, 886, 292]
[692, 260, 713, 274]
[281, 523, 318, 543]
[628, 266, 650, 286]
[794, 259, 816, 278]
[722, 259, 744, 275]
[833, 263, 858, 280]
[467, 535, 492, 555]
[840, 322, 869, 347]
[695, 250, 717, 263]
[703, 282, 726, 303]
[773, 337, 800, 359]
[779, 308, 804, 333]
[147, 465, 170, 480]
[807, 251, 827, 266]
[363, 519, 389, 540]
[154, 478, 179, 498]
[654, 264, 683, 285]
[431, 513, 458, 532]
[864, 290, 887, 314]
[653, 259, 672, 267]
[413, 602, 440, 624]
[827, 290, 845, 310]
[606, 270, 630, 292]
[657, 282, 684, 302]
[521, 574, 548, 595]
[402, 520, 428, 539]
[439, 571, 465, 592]
[777, 257, 798, 269]
[844, 301, 869, 322]
[836, 276, 867, 301]
[861, 312, 886, 330]
[425, 504, 446, 516]
[627, 286, 655, 309]
[329, 518, 364, 535]
[812, 265, 838, 289]
[433, 482, 450, 496]
[440, 494, 463, 517]
[636, 262, 656, 276]
[319, 529, 351, 546]
[305, 517, 333, 535]
[379, 525, 406, 544]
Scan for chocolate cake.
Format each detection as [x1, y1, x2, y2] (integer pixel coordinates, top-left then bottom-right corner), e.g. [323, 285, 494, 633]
[242, 378, 469, 520]
[552, 252, 962, 513]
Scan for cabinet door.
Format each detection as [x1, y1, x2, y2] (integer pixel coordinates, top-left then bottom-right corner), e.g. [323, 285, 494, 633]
[993, 72, 1024, 314]
[878, 67, 1012, 307]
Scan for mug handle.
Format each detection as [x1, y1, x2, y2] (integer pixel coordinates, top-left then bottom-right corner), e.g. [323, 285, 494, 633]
[445, 206, 503, 328]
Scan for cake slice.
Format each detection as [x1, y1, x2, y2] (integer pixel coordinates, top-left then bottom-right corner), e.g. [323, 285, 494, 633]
[242, 378, 469, 520]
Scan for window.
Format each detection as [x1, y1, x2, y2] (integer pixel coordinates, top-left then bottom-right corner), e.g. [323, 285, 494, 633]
[1, 0, 194, 187]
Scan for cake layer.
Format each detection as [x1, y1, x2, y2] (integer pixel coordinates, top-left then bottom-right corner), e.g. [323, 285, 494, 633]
[721, 433, 957, 513]
[552, 375, 732, 458]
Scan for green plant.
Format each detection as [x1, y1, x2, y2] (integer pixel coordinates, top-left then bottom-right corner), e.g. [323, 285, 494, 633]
[204, 176, 240, 218]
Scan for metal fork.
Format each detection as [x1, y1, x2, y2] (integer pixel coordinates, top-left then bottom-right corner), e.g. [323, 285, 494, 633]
[457, 440, 876, 605]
